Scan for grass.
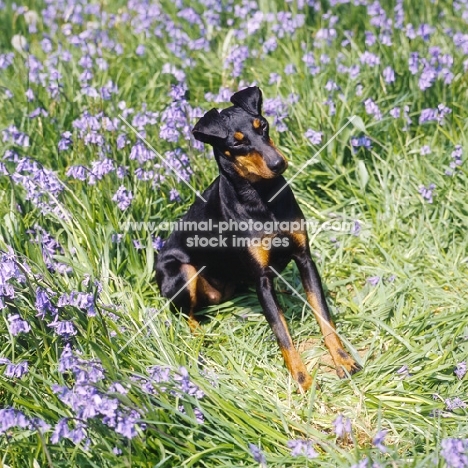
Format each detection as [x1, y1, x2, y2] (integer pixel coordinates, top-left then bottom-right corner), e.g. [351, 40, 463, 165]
[0, 0, 467, 466]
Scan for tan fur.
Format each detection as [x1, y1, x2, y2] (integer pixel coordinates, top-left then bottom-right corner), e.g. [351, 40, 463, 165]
[234, 152, 276, 182]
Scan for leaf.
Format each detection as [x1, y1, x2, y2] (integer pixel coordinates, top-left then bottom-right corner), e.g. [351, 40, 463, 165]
[350, 115, 366, 133]
[357, 159, 369, 189]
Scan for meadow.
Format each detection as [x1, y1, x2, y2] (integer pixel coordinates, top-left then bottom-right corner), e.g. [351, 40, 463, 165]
[0, 0, 467, 466]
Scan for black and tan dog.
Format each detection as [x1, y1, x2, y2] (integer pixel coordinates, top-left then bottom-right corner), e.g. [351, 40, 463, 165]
[156, 87, 360, 391]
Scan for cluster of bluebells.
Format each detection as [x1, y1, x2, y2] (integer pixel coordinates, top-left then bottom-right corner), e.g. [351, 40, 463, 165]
[249, 443, 267, 466]
[333, 414, 352, 438]
[35, 280, 102, 338]
[418, 183, 436, 204]
[440, 438, 468, 468]
[287, 439, 319, 459]
[2, 152, 66, 218]
[351, 136, 372, 152]
[136, 365, 205, 424]
[0, 408, 49, 435]
[0, 358, 29, 378]
[28, 225, 72, 274]
[455, 362, 467, 380]
[445, 145, 463, 176]
[0, 248, 29, 310]
[51, 344, 142, 444]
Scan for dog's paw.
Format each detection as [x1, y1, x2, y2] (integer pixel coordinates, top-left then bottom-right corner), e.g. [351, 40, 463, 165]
[296, 370, 313, 393]
[334, 349, 362, 379]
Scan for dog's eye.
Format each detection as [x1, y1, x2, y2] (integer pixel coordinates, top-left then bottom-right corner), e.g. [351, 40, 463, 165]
[256, 122, 268, 135]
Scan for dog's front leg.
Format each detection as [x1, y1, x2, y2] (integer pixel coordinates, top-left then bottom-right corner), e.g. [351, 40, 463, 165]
[256, 275, 313, 392]
[292, 245, 361, 378]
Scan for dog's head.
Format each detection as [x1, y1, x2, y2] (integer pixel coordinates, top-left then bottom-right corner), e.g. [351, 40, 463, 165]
[192, 87, 288, 182]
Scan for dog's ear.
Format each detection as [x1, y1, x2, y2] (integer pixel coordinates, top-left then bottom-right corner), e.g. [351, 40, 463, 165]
[230, 86, 263, 115]
[192, 108, 228, 145]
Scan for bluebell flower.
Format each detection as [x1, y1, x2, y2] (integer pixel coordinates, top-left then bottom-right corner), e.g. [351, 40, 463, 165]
[0, 359, 29, 378]
[333, 414, 352, 438]
[113, 186, 133, 210]
[455, 362, 466, 380]
[418, 184, 436, 203]
[249, 443, 267, 465]
[287, 439, 318, 459]
[8, 314, 31, 335]
[305, 129, 323, 145]
[372, 429, 388, 453]
[367, 276, 380, 286]
[440, 438, 468, 468]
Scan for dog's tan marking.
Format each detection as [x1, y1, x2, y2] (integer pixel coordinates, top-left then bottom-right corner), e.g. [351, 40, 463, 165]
[275, 312, 313, 392]
[234, 152, 275, 182]
[249, 244, 270, 267]
[306, 291, 360, 378]
[253, 118, 261, 129]
[291, 231, 307, 247]
[181, 264, 200, 331]
[234, 132, 244, 141]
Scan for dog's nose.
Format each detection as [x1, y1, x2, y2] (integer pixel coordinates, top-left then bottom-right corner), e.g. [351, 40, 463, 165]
[269, 157, 287, 174]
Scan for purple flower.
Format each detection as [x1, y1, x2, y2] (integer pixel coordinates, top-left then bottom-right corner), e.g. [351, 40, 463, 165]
[136, 44, 145, 56]
[2, 125, 29, 147]
[409, 52, 419, 74]
[305, 129, 323, 145]
[115, 410, 140, 439]
[419, 65, 437, 91]
[25, 88, 34, 101]
[268, 73, 280, 85]
[420, 145, 431, 155]
[8, 314, 31, 335]
[263, 37, 277, 54]
[333, 414, 352, 438]
[287, 440, 318, 459]
[284, 64, 296, 75]
[446, 145, 463, 176]
[396, 365, 411, 378]
[440, 438, 468, 468]
[263, 97, 289, 132]
[224, 45, 249, 78]
[390, 107, 401, 118]
[48, 320, 77, 337]
[445, 397, 466, 411]
[351, 220, 361, 236]
[367, 276, 380, 286]
[35, 287, 57, 318]
[351, 136, 372, 151]
[66, 165, 87, 181]
[0, 53, 14, 69]
[58, 131, 73, 151]
[0, 359, 29, 378]
[351, 459, 371, 468]
[249, 443, 267, 465]
[28, 226, 71, 273]
[0, 408, 49, 434]
[152, 236, 165, 251]
[360, 51, 380, 67]
[383, 66, 395, 83]
[372, 430, 388, 453]
[169, 188, 181, 202]
[455, 362, 466, 380]
[112, 186, 133, 211]
[418, 184, 436, 203]
[364, 98, 382, 120]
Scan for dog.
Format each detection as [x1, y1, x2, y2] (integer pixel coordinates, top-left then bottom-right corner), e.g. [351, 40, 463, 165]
[155, 86, 361, 391]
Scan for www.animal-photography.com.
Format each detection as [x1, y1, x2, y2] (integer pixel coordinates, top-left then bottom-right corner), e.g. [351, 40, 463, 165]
[0, 1, 467, 467]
